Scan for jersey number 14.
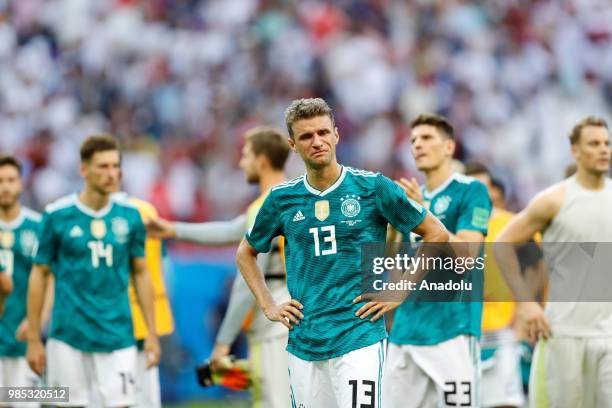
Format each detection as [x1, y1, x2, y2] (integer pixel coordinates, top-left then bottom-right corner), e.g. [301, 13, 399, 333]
[87, 241, 113, 268]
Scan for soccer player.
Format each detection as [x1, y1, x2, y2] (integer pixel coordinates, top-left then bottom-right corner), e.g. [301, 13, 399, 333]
[111, 188, 174, 408]
[26, 135, 160, 407]
[0, 155, 44, 397]
[385, 114, 492, 408]
[496, 116, 612, 407]
[147, 126, 291, 408]
[465, 162, 524, 408]
[236, 98, 449, 407]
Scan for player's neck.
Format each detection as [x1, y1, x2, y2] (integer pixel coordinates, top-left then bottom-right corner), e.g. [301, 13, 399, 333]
[305, 161, 341, 192]
[423, 162, 453, 193]
[575, 169, 606, 190]
[79, 187, 111, 211]
[0, 204, 21, 223]
[259, 170, 286, 193]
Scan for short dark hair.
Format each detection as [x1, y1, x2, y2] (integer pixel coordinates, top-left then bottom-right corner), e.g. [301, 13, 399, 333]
[284, 98, 335, 138]
[464, 161, 491, 178]
[0, 155, 22, 175]
[245, 126, 291, 170]
[80, 135, 120, 162]
[569, 116, 609, 145]
[410, 113, 455, 140]
[490, 177, 506, 198]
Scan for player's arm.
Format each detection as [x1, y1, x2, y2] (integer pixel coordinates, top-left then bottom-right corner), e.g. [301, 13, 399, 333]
[211, 250, 271, 368]
[0, 264, 10, 316]
[237, 192, 303, 329]
[497, 190, 558, 244]
[131, 256, 161, 367]
[355, 175, 450, 321]
[398, 177, 487, 256]
[147, 215, 246, 245]
[16, 273, 54, 341]
[130, 210, 161, 367]
[26, 263, 50, 376]
[25, 209, 58, 376]
[236, 240, 302, 329]
[494, 187, 560, 342]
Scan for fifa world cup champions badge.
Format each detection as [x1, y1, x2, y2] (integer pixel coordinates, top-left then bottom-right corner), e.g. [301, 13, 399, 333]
[90, 219, 107, 240]
[1, 231, 15, 249]
[315, 200, 330, 221]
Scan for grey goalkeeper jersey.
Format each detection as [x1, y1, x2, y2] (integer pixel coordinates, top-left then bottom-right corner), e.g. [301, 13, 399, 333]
[176, 214, 289, 343]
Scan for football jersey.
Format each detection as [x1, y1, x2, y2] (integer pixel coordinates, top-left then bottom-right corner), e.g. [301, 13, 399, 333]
[390, 173, 491, 345]
[35, 194, 145, 352]
[0, 208, 41, 357]
[246, 165, 426, 361]
[482, 208, 516, 332]
[123, 195, 174, 339]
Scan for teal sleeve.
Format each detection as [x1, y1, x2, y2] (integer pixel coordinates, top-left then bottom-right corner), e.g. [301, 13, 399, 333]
[245, 193, 282, 253]
[456, 181, 491, 234]
[34, 211, 57, 266]
[130, 213, 146, 258]
[375, 174, 427, 236]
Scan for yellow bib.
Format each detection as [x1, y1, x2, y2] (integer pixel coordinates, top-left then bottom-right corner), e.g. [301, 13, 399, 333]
[128, 198, 174, 339]
[482, 209, 516, 331]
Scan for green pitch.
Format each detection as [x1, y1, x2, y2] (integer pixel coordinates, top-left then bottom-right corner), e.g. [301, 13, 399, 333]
[163, 400, 248, 408]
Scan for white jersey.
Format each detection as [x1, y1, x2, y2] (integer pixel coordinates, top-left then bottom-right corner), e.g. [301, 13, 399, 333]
[542, 176, 612, 337]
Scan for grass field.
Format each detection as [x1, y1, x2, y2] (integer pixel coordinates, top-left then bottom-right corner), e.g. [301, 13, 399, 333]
[164, 400, 248, 408]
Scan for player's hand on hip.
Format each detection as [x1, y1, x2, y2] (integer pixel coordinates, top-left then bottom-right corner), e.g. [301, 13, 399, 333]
[517, 301, 552, 343]
[146, 217, 176, 239]
[353, 294, 400, 322]
[263, 299, 304, 330]
[26, 339, 46, 376]
[397, 177, 423, 205]
[144, 333, 161, 368]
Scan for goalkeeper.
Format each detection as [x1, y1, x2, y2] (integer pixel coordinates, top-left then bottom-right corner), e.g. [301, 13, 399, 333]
[148, 126, 290, 408]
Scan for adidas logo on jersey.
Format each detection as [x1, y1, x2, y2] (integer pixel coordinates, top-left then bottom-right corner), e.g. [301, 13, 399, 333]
[69, 225, 83, 238]
[293, 210, 305, 222]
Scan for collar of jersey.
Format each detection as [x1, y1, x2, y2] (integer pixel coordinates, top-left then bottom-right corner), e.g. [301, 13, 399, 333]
[74, 193, 114, 218]
[0, 207, 25, 230]
[303, 165, 346, 197]
[423, 173, 457, 200]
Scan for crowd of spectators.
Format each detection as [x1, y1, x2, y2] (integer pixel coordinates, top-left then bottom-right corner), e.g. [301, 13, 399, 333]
[1, 0, 611, 220]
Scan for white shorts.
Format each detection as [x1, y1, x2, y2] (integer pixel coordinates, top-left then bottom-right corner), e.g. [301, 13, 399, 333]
[530, 336, 612, 408]
[481, 334, 524, 407]
[249, 332, 289, 408]
[46, 339, 137, 407]
[288, 340, 385, 408]
[384, 335, 480, 408]
[134, 350, 161, 408]
[0, 356, 41, 408]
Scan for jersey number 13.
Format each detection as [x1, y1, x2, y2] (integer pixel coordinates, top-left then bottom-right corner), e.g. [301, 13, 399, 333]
[309, 226, 337, 256]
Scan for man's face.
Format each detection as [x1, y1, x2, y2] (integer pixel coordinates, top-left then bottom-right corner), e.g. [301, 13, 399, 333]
[288, 115, 338, 170]
[572, 126, 611, 175]
[410, 125, 454, 172]
[0, 165, 22, 210]
[239, 141, 260, 184]
[80, 150, 121, 195]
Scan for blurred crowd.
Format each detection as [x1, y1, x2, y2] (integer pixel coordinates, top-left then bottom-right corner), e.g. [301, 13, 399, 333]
[1, 0, 612, 220]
